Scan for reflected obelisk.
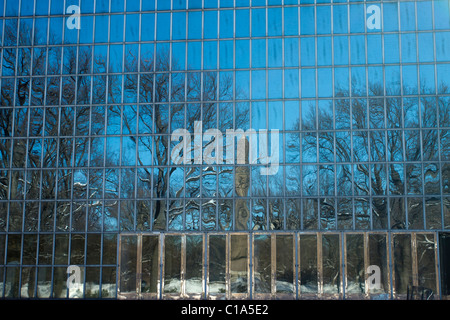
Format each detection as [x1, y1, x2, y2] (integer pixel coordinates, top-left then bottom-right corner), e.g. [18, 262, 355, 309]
[230, 136, 250, 293]
[234, 136, 250, 230]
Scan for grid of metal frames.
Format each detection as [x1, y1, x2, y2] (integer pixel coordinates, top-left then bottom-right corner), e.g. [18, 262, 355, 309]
[1, 0, 449, 301]
[117, 231, 440, 300]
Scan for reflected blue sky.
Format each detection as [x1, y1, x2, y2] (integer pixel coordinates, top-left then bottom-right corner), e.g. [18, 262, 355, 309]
[0, 0, 449, 233]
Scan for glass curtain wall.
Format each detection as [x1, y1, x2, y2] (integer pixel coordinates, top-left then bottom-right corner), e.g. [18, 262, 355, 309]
[0, 0, 449, 299]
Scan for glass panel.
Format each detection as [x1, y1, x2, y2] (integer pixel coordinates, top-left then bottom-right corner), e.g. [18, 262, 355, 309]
[322, 234, 341, 295]
[230, 234, 248, 294]
[439, 232, 450, 296]
[20, 267, 36, 298]
[103, 234, 117, 265]
[86, 234, 101, 265]
[393, 234, 412, 297]
[119, 235, 137, 294]
[408, 198, 424, 229]
[253, 234, 271, 294]
[102, 267, 117, 298]
[85, 267, 100, 298]
[52, 267, 68, 298]
[164, 235, 181, 294]
[141, 235, 159, 294]
[22, 234, 37, 266]
[368, 233, 389, 297]
[37, 267, 53, 298]
[70, 234, 85, 266]
[5, 266, 20, 298]
[185, 235, 203, 295]
[208, 235, 226, 295]
[416, 234, 437, 294]
[299, 234, 318, 295]
[345, 234, 364, 297]
[276, 235, 294, 294]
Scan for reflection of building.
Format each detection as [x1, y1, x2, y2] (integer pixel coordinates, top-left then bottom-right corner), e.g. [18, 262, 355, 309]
[0, 0, 450, 300]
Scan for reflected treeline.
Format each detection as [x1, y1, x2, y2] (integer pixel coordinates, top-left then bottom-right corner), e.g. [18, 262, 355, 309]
[0, 19, 449, 234]
[0, 19, 250, 233]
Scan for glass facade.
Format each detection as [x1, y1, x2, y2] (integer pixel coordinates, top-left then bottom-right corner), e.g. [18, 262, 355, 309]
[0, 0, 449, 300]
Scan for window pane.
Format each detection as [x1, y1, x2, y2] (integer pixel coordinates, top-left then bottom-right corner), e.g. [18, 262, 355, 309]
[393, 234, 412, 296]
[368, 234, 389, 297]
[185, 235, 203, 295]
[345, 234, 364, 296]
[208, 235, 226, 295]
[230, 234, 248, 294]
[299, 234, 318, 295]
[253, 234, 271, 294]
[119, 235, 137, 294]
[164, 235, 181, 294]
[141, 235, 159, 294]
[276, 235, 294, 294]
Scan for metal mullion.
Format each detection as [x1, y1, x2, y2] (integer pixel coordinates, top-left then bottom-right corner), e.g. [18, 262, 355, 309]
[411, 232, 418, 288]
[343, 232, 348, 299]
[180, 234, 186, 298]
[385, 231, 392, 299]
[339, 231, 344, 299]
[388, 231, 395, 299]
[200, 232, 206, 299]
[136, 234, 142, 298]
[265, 4, 269, 229]
[117, 234, 122, 298]
[434, 232, 441, 299]
[159, 233, 164, 299]
[271, 233, 276, 298]
[205, 233, 210, 299]
[363, 232, 369, 298]
[317, 232, 323, 297]
[199, 7, 204, 231]
[81, 207, 88, 299]
[98, 225, 105, 298]
[297, 233, 301, 298]
[203, 232, 207, 299]
[226, 232, 230, 299]
[247, 232, 252, 299]
[294, 232, 298, 299]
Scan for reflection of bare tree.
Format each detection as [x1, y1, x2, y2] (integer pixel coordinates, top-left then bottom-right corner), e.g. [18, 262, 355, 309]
[0, 17, 248, 296]
[299, 83, 449, 231]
